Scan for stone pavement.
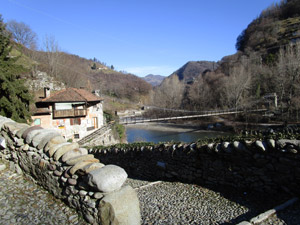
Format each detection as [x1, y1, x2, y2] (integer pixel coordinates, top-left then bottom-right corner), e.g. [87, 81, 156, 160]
[125, 178, 299, 225]
[0, 160, 86, 225]
[1, 158, 299, 225]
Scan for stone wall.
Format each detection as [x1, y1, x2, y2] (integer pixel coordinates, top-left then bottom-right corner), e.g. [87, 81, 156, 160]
[91, 137, 300, 195]
[0, 116, 140, 225]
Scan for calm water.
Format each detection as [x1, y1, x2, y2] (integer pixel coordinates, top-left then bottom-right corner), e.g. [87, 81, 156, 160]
[126, 126, 231, 143]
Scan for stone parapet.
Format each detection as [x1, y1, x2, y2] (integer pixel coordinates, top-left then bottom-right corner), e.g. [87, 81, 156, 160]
[0, 115, 140, 225]
[92, 137, 300, 195]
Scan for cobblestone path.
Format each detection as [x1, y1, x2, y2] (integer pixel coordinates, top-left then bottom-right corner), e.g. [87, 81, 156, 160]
[1, 159, 299, 225]
[0, 161, 86, 225]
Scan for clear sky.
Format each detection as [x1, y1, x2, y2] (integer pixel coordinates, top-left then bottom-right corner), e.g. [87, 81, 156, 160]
[2, 0, 280, 77]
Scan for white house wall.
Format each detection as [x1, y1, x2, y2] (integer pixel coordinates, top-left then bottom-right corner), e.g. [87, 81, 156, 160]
[32, 102, 104, 142]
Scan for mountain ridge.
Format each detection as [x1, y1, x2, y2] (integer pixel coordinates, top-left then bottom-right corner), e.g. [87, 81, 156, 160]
[142, 74, 165, 86]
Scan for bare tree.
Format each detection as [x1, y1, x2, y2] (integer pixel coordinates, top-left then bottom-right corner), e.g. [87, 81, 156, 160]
[222, 58, 252, 110]
[6, 20, 37, 49]
[152, 74, 185, 109]
[43, 34, 61, 78]
[276, 42, 300, 117]
[188, 75, 211, 110]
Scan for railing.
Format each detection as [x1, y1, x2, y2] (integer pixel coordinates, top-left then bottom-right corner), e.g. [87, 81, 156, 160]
[78, 124, 112, 145]
[53, 109, 87, 118]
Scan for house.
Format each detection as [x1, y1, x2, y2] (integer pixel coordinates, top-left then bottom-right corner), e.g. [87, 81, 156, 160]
[32, 87, 104, 141]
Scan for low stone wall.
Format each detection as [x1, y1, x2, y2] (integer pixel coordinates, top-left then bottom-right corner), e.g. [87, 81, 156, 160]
[91, 137, 300, 195]
[0, 116, 140, 225]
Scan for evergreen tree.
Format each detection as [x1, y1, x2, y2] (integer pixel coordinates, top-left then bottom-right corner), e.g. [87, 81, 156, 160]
[0, 15, 32, 123]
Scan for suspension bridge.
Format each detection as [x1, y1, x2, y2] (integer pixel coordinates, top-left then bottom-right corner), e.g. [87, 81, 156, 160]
[119, 108, 267, 125]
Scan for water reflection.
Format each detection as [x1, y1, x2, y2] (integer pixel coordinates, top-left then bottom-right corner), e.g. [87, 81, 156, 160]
[126, 126, 231, 143]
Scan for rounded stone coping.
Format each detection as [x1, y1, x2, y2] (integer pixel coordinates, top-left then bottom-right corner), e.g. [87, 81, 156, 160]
[22, 126, 43, 139]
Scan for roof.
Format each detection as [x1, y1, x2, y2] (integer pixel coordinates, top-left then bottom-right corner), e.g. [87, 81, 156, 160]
[38, 88, 103, 103]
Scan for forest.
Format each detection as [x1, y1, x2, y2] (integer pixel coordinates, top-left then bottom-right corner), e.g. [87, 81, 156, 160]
[151, 0, 300, 122]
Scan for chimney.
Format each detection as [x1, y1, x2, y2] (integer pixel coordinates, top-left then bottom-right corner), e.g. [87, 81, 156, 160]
[44, 87, 50, 98]
[93, 89, 101, 97]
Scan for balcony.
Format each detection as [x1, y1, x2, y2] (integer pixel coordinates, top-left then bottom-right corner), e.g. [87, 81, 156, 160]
[53, 108, 87, 118]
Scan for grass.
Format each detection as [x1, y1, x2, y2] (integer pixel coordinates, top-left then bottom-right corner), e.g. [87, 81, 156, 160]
[10, 47, 38, 69]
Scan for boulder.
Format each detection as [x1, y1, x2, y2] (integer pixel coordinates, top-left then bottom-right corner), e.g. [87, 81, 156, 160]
[44, 136, 66, 152]
[49, 142, 71, 157]
[37, 132, 61, 150]
[25, 129, 47, 144]
[83, 162, 105, 173]
[0, 164, 6, 171]
[255, 140, 266, 151]
[65, 154, 95, 166]
[21, 126, 43, 139]
[53, 142, 79, 161]
[16, 126, 31, 138]
[267, 139, 276, 149]
[0, 136, 6, 150]
[2, 122, 29, 135]
[31, 130, 59, 148]
[61, 148, 88, 162]
[277, 139, 300, 148]
[69, 159, 99, 175]
[99, 185, 141, 225]
[0, 117, 14, 130]
[87, 165, 127, 193]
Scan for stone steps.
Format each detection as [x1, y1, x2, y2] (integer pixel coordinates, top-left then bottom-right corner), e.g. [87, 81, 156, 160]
[77, 124, 111, 145]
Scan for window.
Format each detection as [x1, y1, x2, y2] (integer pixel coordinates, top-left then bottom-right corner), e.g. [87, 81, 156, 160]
[74, 134, 80, 139]
[70, 118, 81, 125]
[34, 118, 41, 125]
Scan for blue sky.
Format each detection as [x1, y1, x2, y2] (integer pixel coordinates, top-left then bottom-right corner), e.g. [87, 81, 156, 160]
[2, 0, 280, 77]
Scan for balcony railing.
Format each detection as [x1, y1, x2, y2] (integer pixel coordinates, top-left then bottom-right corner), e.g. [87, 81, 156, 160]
[53, 109, 87, 118]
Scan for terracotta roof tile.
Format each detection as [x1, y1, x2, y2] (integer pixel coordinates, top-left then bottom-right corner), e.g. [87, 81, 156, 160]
[38, 88, 103, 103]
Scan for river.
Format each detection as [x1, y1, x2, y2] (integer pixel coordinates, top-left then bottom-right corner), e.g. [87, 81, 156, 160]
[125, 123, 232, 143]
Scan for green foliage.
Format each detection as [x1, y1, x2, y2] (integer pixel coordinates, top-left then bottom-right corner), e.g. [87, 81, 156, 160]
[0, 15, 32, 123]
[104, 110, 114, 123]
[91, 62, 97, 70]
[114, 123, 125, 139]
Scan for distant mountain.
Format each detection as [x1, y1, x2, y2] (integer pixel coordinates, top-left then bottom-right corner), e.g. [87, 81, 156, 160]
[174, 61, 218, 83]
[142, 74, 165, 86]
[151, 60, 218, 108]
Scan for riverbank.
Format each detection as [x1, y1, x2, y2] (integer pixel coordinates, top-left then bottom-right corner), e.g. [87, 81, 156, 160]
[125, 122, 229, 133]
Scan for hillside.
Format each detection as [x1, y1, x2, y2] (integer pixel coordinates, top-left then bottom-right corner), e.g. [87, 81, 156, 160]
[15, 45, 152, 104]
[142, 74, 165, 86]
[236, 0, 300, 53]
[174, 61, 217, 82]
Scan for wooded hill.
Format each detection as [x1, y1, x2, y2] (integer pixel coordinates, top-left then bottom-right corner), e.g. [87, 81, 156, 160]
[150, 0, 300, 122]
[14, 44, 152, 105]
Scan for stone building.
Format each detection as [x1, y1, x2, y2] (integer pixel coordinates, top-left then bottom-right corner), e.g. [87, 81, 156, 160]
[32, 87, 104, 141]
